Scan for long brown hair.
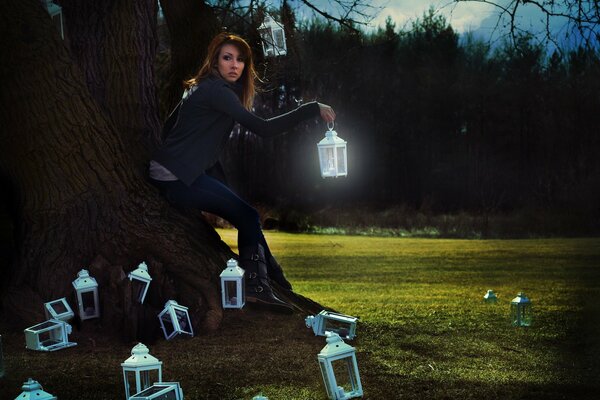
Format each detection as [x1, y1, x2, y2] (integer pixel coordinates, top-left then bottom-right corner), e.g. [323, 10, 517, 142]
[184, 32, 258, 110]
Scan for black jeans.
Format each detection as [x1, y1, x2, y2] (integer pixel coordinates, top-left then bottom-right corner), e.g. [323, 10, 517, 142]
[150, 174, 273, 258]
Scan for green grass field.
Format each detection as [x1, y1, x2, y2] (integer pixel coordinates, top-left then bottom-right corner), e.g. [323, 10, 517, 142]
[1, 231, 598, 399]
[218, 229, 600, 399]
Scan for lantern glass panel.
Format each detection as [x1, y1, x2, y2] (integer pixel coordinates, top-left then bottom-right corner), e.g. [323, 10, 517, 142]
[336, 147, 347, 175]
[160, 313, 176, 338]
[332, 357, 359, 395]
[174, 309, 192, 334]
[131, 279, 148, 303]
[81, 291, 97, 317]
[324, 319, 352, 339]
[124, 371, 138, 395]
[224, 280, 238, 306]
[511, 303, 532, 326]
[319, 360, 334, 399]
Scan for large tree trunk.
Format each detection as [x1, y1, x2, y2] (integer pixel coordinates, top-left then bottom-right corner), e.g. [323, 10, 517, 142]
[0, 0, 230, 340]
[0, 0, 322, 342]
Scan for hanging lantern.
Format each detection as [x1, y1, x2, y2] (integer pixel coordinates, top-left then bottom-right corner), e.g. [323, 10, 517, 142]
[13, 378, 57, 400]
[43, 1, 64, 40]
[130, 382, 183, 400]
[258, 15, 287, 57]
[317, 332, 363, 400]
[220, 258, 245, 309]
[128, 262, 152, 304]
[121, 343, 163, 400]
[43, 297, 75, 321]
[72, 269, 100, 320]
[483, 290, 498, 304]
[306, 310, 358, 340]
[24, 319, 76, 351]
[511, 292, 532, 327]
[158, 300, 193, 340]
[317, 121, 348, 178]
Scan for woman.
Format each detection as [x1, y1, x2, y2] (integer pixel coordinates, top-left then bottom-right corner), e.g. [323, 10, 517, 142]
[149, 33, 335, 313]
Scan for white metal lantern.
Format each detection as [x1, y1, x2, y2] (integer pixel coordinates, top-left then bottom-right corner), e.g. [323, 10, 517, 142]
[72, 269, 100, 320]
[43, 297, 75, 322]
[24, 319, 76, 352]
[483, 289, 498, 304]
[158, 300, 193, 340]
[306, 310, 358, 340]
[511, 292, 532, 327]
[317, 121, 348, 178]
[130, 382, 183, 400]
[43, 1, 64, 40]
[121, 343, 163, 400]
[258, 15, 287, 57]
[128, 262, 152, 304]
[14, 378, 57, 400]
[220, 258, 245, 309]
[317, 332, 363, 400]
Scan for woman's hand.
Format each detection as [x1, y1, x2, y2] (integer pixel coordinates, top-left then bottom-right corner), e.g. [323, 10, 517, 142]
[318, 103, 336, 122]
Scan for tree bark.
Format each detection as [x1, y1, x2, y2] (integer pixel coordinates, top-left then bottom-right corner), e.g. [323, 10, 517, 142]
[0, 0, 229, 339]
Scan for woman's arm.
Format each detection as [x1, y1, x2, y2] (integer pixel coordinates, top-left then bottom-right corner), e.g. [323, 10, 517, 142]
[211, 83, 333, 137]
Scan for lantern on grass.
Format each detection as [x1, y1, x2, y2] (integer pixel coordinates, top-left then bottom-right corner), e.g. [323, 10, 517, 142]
[128, 262, 152, 304]
[317, 122, 347, 178]
[252, 394, 269, 400]
[306, 310, 358, 340]
[511, 292, 532, 327]
[14, 378, 57, 400]
[220, 258, 245, 309]
[129, 382, 183, 400]
[44, 297, 75, 321]
[72, 269, 100, 320]
[24, 319, 76, 352]
[158, 300, 193, 340]
[317, 332, 363, 400]
[483, 290, 498, 304]
[121, 343, 163, 400]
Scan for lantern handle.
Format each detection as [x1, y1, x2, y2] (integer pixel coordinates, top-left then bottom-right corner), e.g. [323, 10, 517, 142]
[327, 120, 335, 131]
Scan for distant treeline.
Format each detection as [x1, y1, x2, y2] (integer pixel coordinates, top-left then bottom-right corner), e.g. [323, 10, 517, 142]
[216, 10, 599, 223]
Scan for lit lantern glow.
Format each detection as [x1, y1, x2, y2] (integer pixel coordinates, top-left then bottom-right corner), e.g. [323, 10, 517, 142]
[483, 289, 498, 304]
[14, 378, 57, 400]
[306, 310, 358, 340]
[121, 343, 163, 400]
[72, 269, 100, 320]
[158, 300, 194, 340]
[24, 319, 76, 352]
[317, 332, 363, 400]
[130, 382, 183, 400]
[511, 292, 532, 327]
[317, 122, 348, 178]
[128, 262, 152, 304]
[220, 258, 245, 309]
[258, 15, 287, 57]
[43, 297, 75, 321]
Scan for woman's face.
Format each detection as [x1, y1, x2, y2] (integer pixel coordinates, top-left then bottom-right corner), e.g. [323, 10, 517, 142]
[217, 44, 245, 83]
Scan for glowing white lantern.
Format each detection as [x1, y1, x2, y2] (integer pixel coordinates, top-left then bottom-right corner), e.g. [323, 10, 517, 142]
[128, 262, 152, 304]
[220, 258, 245, 309]
[43, 297, 75, 322]
[14, 378, 57, 400]
[43, 1, 64, 40]
[317, 122, 347, 178]
[317, 332, 363, 400]
[121, 343, 163, 400]
[483, 289, 498, 304]
[306, 310, 358, 340]
[130, 382, 183, 400]
[158, 300, 193, 340]
[511, 292, 532, 327]
[72, 269, 100, 320]
[24, 319, 76, 351]
[258, 15, 287, 57]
